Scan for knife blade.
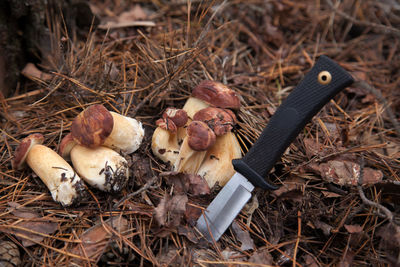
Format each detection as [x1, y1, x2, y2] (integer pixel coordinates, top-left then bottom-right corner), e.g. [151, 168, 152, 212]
[196, 55, 354, 242]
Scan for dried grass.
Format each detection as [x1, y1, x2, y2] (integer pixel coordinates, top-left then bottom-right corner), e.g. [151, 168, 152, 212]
[0, 0, 399, 265]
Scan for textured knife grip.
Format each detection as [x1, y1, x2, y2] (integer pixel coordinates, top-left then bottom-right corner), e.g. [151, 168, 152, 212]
[232, 55, 354, 189]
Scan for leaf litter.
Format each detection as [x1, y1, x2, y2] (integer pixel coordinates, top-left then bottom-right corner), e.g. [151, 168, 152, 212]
[0, 0, 399, 265]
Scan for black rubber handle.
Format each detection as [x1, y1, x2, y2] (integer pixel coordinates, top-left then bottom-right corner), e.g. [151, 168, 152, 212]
[232, 55, 354, 189]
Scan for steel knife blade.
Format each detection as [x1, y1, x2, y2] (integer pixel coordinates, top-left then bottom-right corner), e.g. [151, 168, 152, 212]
[196, 55, 354, 242]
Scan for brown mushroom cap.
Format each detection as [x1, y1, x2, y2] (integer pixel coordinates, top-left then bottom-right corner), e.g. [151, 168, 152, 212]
[58, 133, 77, 159]
[163, 108, 188, 127]
[71, 104, 114, 148]
[187, 121, 216, 151]
[192, 80, 241, 109]
[193, 107, 236, 136]
[12, 133, 44, 170]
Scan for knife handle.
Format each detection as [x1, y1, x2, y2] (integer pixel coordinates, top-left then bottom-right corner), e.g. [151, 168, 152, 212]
[232, 55, 354, 189]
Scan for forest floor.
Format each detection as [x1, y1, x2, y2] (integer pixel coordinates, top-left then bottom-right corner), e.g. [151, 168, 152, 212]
[0, 0, 399, 266]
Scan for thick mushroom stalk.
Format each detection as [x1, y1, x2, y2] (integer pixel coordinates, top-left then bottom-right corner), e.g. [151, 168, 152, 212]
[71, 104, 144, 154]
[174, 121, 216, 174]
[151, 128, 180, 164]
[151, 108, 188, 165]
[60, 134, 129, 192]
[12, 134, 85, 206]
[103, 111, 144, 154]
[192, 107, 241, 187]
[197, 132, 242, 187]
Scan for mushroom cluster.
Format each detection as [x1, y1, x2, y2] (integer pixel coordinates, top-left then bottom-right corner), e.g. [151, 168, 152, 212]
[12, 104, 144, 206]
[152, 80, 242, 188]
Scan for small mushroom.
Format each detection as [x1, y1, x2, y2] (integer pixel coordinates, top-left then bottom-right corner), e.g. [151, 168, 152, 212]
[151, 108, 188, 164]
[59, 134, 129, 192]
[71, 104, 144, 154]
[179, 107, 241, 187]
[183, 80, 241, 118]
[193, 107, 236, 136]
[174, 121, 216, 174]
[12, 134, 85, 206]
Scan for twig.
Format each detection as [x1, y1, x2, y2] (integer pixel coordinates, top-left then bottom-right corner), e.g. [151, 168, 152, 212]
[354, 81, 400, 138]
[113, 176, 158, 208]
[357, 156, 394, 222]
[325, 0, 400, 38]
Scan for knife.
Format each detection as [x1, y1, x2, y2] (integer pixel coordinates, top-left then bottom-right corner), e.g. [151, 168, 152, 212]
[196, 55, 354, 242]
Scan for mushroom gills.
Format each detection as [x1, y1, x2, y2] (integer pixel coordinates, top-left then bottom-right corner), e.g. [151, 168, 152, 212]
[70, 145, 129, 192]
[26, 145, 85, 206]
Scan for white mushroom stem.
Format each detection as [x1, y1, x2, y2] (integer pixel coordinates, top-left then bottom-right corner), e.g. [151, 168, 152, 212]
[182, 97, 209, 119]
[197, 132, 242, 188]
[70, 145, 129, 192]
[103, 111, 144, 154]
[59, 133, 130, 192]
[151, 127, 180, 164]
[26, 145, 85, 206]
[174, 137, 208, 174]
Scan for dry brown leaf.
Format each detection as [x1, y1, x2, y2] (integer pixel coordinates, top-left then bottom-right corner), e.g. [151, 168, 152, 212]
[161, 171, 210, 196]
[304, 138, 326, 158]
[0, 221, 58, 247]
[184, 204, 202, 226]
[303, 254, 319, 267]
[157, 247, 182, 266]
[8, 202, 40, 219]
[248, 248, 274, 265]
[178, 225, 199, 244]
[69, 217, 128, 264]
[0, 203, 58, 247]
[310, 160, 383, 186]
[232, 221, 254, 251]
[344, 224, 363, 234]
[272, 176, 305, 202]
[321, 191, 342, 198]
[154, 194, 188, 227]
[312, 220, 333, 236]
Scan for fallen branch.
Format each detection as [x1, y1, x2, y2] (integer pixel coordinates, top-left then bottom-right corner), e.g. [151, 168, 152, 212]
[357, 156, 394, 222]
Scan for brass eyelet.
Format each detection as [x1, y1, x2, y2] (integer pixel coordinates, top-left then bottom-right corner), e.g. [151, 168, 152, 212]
[318, 71, 332, 85]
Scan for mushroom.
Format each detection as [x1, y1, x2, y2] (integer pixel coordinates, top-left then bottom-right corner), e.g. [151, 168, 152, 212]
[190, 107, 241, 187]
[174, 121, 216, 174]
[152, 80, 243, 188]
[193, 107, 236, 136]
[151, 108, 188, 164]
[12, 133, 85, 206]
[59, 134, 129, 192]
[71, 104, 144, 154]
[182, 80, 241, 118]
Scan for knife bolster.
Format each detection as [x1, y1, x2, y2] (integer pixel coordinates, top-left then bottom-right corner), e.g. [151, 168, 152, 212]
[232, 159, 278, 190]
